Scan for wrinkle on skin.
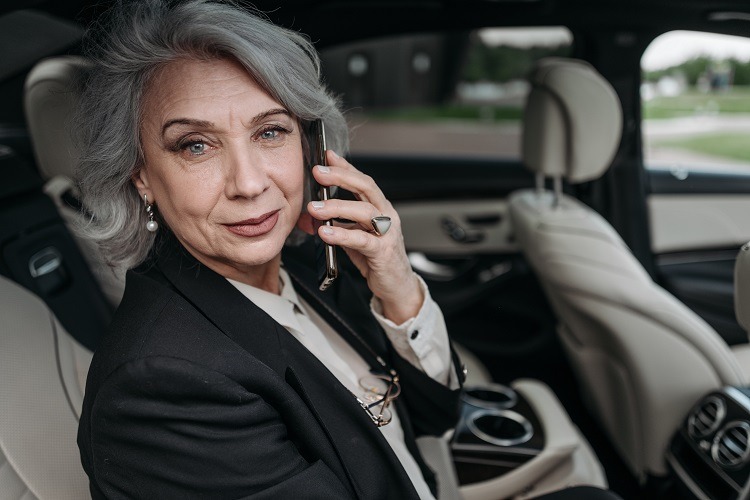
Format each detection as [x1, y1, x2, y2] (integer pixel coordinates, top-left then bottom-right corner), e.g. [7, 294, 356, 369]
[133, 57, 305, 293]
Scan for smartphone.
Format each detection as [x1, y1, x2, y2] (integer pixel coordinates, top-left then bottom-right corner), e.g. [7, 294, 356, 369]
[309, 119, 338, 291]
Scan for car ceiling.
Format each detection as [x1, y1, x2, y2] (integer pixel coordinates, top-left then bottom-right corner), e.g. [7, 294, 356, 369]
[6, 0, 750, 47]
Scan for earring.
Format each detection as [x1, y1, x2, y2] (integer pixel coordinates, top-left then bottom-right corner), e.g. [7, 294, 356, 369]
[144, 194, 159, 232]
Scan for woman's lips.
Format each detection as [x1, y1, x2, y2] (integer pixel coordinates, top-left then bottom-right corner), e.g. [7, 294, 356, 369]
[225, 210, 280, 237]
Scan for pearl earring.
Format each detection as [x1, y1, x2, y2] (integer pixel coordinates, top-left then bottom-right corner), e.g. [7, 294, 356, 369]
[144, 194, 159, 232]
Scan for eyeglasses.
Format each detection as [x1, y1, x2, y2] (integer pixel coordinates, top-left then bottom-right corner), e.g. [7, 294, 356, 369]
[355, 372, 401, 427]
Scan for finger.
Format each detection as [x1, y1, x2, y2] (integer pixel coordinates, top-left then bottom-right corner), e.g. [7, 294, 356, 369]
[317, 223, 382, 258]
[313, 152, 389, 210]
[307, 198, 386, 232]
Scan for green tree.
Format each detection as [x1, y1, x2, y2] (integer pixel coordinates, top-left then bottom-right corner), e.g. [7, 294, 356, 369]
[460, 38, 571, 83]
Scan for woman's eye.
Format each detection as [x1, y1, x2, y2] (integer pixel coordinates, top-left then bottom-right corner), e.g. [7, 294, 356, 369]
[183, 141, 206, 155]
[257, 126, 290, 142]
[260, 129, 280, 140]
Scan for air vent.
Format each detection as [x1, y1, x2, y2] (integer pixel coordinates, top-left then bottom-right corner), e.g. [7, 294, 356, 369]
[688, 396, 726, 439]
[712, 421, 750, 470]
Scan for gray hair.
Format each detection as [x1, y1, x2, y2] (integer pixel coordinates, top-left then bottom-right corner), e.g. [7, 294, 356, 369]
[75, 0, 348, 270]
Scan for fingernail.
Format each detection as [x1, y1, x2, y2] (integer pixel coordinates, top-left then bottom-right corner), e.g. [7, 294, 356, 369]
[321, 226, 334, 235]
[329, 150, 339, 159]
[311, 201, 324, 210]
[317, 165, 330, 173]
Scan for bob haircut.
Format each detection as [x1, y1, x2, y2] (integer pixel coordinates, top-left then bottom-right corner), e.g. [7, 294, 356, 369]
[75, 0, 348, 270]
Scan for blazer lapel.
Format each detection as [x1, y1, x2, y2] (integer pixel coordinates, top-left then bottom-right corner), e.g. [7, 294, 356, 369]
[152, 236, 420, 500]
[153, 236, 288, 376]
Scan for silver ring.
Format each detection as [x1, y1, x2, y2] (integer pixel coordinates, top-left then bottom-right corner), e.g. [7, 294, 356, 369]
[370, 216, 392, 236]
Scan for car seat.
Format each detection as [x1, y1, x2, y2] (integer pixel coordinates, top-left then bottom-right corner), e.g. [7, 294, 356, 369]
[24, 55, 126, 308]
[508, 57, 750, 481]
[0, 274, 91, 499]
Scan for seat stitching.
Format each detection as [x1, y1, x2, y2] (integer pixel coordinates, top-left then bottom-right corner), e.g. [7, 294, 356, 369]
[0, 448, 39, 500]
[553, 284, 747, 383]
[537, 252, 644, 280]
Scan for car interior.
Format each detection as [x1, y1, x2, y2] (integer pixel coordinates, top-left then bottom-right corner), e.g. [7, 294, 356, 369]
[4, 1, 750, 499]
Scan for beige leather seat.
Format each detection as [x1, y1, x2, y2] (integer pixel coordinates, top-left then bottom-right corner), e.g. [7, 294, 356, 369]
[0, 275, 92, 499]
[24, 55, 126, 308]
[508, 57, 750, 481]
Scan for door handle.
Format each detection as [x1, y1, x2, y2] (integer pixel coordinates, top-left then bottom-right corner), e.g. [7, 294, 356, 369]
[441, 217, 485, 244]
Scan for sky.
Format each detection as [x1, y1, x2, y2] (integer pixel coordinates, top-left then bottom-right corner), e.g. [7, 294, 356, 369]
[479, 27, 573, 48]
[642, 31, 750, 70]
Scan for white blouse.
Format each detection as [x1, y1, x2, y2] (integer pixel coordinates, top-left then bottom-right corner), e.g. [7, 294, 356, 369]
[228, 266, 457, 500]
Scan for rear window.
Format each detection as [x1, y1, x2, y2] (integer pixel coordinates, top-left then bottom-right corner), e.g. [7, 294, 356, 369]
[320, 27, 573, 159]
[642, 30, 750, 173]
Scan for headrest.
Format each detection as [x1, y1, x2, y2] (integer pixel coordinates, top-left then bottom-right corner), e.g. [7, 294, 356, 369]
[735, 242, 750, 332]
[24, 56, 92, 181]
[522, 57, 623, 184]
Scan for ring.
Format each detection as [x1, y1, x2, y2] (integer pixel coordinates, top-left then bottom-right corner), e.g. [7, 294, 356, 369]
[370, 216, 392, 236]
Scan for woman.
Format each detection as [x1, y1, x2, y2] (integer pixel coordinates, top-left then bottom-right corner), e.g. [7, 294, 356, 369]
[76, 1, 462, 498]
[75, 2, 620, 500]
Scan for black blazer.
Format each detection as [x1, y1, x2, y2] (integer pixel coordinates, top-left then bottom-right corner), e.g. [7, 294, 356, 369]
[77, 235, 463, 499]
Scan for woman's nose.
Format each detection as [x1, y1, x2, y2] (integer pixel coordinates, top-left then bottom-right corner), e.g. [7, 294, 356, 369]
[224, 145, 271, 199]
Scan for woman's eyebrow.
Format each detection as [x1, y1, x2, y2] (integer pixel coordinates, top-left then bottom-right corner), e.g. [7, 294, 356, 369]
[161, 108, 291, 137]
[161, 118, 214, 136]
[250, 108, 291, 124]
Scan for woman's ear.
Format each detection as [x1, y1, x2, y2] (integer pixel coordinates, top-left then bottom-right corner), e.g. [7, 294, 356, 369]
[131, 167, 152, 201]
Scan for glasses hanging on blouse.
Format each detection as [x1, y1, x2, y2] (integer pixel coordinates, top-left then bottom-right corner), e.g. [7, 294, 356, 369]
[355, 372, 401, 427]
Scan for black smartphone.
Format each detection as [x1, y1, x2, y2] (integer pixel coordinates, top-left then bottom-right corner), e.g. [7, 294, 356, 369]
[309, 119, 338, 291]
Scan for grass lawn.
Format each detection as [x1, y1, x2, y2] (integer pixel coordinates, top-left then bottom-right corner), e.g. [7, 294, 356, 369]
[655, 132, 750, 163]
[644, 87, 750, 119]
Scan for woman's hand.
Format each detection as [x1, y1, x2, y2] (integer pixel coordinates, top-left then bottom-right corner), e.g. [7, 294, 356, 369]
[300, 150, 423, 324]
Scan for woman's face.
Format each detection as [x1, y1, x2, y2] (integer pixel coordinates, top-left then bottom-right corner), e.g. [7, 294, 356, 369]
[135, 57, 305, 283]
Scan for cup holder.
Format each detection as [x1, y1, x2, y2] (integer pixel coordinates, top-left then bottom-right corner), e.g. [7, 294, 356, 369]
[466, 409, 534, 447]
[461, 384, 518, 410]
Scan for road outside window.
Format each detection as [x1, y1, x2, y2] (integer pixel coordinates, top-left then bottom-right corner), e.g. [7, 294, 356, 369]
[642, 31, 750, 173]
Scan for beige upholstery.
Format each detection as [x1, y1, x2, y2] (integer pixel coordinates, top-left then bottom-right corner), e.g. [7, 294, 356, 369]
[25, 56, 126, 307]
[24, 56, 88, 180]
[0, 276, 92, 500]
[522, 58, 622, 183]
[509, 58, 749, 480]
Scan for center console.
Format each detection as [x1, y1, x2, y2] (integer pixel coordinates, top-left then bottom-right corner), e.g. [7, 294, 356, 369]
[668, 387, 750, 499]
[451, 379, 607, 500]
[452, 383, 544, 484]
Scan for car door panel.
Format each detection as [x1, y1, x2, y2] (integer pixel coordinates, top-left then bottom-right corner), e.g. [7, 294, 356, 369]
[648, 194, 750, 253]
[396, 199, 516, 255]
[656, 251, 746, 345]
[647, 168, 750, 344]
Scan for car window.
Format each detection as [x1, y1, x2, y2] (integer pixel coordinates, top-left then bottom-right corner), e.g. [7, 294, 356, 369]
[320, 27, 572, 159]
[642, 30, 750, 173]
